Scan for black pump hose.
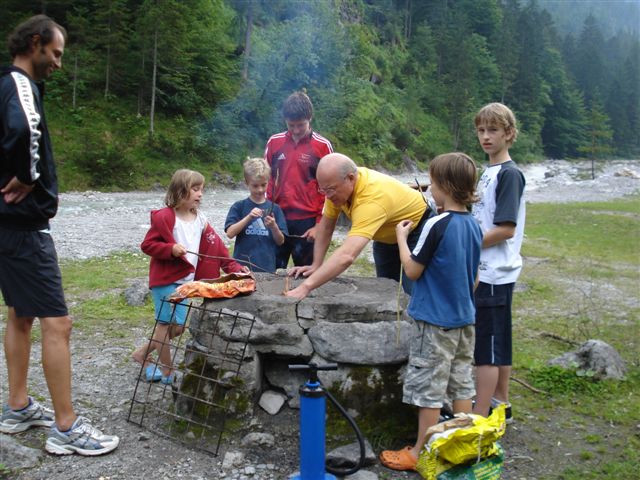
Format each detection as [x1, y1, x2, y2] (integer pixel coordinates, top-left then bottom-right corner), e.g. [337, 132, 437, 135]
[324, 388, 366, 476]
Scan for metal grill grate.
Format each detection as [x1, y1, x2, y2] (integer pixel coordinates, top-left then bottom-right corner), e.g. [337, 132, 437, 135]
[127, 299, 255, 456]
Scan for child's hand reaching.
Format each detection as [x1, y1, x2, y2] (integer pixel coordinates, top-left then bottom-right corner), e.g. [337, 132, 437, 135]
[249, 207, 263, 219]
[264, 214, 276, 229]
[172, 243, 187, 257]
[396, 219, 413, 241]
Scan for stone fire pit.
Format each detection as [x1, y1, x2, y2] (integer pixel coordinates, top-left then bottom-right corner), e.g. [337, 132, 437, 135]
[183, 273, 414, 415]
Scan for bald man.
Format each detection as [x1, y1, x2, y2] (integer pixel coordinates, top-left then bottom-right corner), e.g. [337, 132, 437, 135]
[286, 153, 433, 299]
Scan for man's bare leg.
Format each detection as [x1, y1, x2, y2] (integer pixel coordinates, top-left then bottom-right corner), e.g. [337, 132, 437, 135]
[4, 307, 34, 410]
[40, 316, 76, 431]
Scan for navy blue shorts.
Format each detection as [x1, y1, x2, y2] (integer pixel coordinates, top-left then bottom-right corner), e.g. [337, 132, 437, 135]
[0, 226, 68, 318]
[473, 282, 513, 366]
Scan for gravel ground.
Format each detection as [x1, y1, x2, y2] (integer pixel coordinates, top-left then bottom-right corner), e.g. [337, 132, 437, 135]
[0, 159, 639, 480]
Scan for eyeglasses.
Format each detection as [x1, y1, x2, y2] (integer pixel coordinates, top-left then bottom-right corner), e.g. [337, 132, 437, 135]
[317, 184, 338, 195]
[318, 173, 351, 196]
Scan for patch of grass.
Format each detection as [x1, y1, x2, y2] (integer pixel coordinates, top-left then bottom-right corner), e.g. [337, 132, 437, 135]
[509, 197, 640, 478]
[0, 463, 13, 479]
[60, 251, 149, 297]
[527, 366, 608, 395]
[58, 251, 152, 332]
[523, 195, 640, 264]
[558, 437, 640, 479]
[72, 293, 150, 332]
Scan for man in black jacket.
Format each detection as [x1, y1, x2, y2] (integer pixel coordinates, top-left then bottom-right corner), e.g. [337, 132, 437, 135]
[0, 15, 119, 456]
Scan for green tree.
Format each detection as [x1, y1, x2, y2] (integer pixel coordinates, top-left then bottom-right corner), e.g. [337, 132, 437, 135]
[573, 14, 608, 105]
[578, 94, 614, 178]
[541, 49, 588, 159]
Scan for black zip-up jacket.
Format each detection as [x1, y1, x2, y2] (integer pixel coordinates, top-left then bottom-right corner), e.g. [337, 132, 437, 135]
[0, 65, 59, 230]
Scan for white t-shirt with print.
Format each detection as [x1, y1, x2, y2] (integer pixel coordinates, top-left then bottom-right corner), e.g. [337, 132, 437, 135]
[473, 160, 526, 285]
[173, 210, 207, 283]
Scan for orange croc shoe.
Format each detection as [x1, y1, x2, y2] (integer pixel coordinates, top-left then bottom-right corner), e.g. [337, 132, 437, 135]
[379, 446, 417, 471]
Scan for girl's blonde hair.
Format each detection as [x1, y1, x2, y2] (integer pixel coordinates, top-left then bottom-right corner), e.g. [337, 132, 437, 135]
[429, 152, 479, 208]
[165, 169, 205, 208]
[243, 157, 271, 182]
[474, 102, 519, 145]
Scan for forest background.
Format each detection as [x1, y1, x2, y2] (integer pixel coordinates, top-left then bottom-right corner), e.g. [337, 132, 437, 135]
[0, 0, 638, 191]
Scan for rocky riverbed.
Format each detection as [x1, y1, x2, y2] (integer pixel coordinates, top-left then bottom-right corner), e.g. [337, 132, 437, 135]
[51, 160, 640, 260]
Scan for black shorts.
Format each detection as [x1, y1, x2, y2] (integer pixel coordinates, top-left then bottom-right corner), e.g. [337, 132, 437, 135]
[0, 226, 68, 318]
[473, 282, 513, 366]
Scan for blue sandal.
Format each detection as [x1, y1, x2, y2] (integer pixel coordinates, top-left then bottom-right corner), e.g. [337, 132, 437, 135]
[160, 372, 175, 385]
[145, 365, 162, 382]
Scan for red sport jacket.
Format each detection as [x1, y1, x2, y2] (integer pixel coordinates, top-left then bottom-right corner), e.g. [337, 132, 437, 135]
[264, 130, 333, 222]
[141, 207, 243, 288]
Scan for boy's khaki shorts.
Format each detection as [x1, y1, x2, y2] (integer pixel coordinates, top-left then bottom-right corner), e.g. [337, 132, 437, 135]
[403, 322, 475, 409]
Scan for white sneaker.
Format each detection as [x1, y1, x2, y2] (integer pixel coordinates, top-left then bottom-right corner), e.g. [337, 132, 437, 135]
[45, 416, 119, 456]
[0, 397, 54, 433]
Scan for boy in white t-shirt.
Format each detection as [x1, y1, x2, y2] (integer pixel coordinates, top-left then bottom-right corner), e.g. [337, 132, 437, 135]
[472, 103, 526, 422]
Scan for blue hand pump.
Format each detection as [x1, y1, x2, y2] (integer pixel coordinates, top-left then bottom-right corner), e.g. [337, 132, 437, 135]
[289, 363, 337, 480]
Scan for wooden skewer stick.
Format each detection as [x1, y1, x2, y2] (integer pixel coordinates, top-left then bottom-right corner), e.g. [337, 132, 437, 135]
[283, 275, 291, 295]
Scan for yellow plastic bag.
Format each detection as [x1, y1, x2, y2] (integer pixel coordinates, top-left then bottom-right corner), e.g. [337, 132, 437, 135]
[416, 405, 507, 480]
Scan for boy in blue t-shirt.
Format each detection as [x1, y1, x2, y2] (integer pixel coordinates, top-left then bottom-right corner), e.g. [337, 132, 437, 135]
[225, 158, 287, 273]
[379, 152, 482, 472]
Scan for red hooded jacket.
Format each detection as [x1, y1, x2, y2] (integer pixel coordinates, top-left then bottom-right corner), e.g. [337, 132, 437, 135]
[141, 207, 243, 288]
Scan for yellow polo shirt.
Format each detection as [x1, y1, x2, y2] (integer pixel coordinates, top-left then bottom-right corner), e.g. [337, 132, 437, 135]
[323, 167, 426, 244]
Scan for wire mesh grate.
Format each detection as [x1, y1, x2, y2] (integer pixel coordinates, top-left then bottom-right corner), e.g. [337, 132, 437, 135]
[127, 299, 255, 456]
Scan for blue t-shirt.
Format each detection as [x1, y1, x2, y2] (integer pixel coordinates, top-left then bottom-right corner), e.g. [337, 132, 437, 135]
[408, 211, 482, 328]
[225, 198, 288, 273]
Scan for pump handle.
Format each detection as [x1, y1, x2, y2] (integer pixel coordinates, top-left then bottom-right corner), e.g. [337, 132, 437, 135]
[288, 363, 338, 372]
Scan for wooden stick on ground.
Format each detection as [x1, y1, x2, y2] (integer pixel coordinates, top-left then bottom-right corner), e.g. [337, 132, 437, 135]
[510, 376, 549, 395]
[539, 331, 580, 346]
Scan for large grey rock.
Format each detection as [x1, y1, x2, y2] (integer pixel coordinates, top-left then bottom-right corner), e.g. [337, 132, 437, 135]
[253, 335, 314, 358]
[0, 434, 42, 470]
[548, 339, 627, 379]
[124, 279, 148, 306]
[308, 320, 414, 365]
[326, 439, 377, 468]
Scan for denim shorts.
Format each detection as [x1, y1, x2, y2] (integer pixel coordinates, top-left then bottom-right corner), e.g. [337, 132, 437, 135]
[403, 321, 475, 408]
[151, 283, 189, 325]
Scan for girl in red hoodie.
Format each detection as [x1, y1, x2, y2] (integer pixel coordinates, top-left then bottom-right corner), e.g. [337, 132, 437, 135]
[132, 169, 244, 384]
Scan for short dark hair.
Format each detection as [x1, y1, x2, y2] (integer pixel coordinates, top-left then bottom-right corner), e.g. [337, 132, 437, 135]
[429, 152, 479, 208]
[7, 14, 67, 58]
[282, 91, 313, 121]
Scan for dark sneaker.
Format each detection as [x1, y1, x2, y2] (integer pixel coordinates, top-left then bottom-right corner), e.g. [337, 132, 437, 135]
[0, 397, 55, 433]
[45, 416, 120, 456]
[490, 398, 513, 424]
[438, 405, 455, 423]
